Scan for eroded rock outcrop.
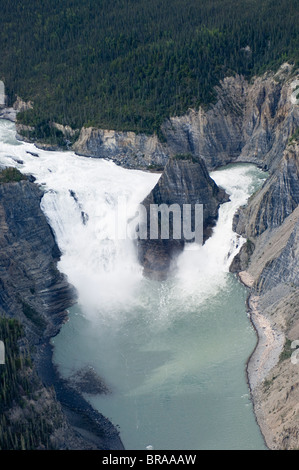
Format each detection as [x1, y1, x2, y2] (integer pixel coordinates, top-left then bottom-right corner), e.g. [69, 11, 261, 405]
[73, 127, 168, 169]
[163, 65, 299, 172]
[233, 141, 299, 241]
[137, 155, 229, 279]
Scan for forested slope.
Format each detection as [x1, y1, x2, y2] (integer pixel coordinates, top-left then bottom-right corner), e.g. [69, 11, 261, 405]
[0, 0, 298, 140]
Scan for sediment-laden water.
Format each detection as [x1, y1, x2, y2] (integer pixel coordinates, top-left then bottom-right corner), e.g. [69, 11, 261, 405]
[0, 119, 267, 450]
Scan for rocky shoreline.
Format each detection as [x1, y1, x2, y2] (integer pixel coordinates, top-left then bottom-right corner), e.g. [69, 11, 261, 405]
[35, 340, 124, 450]
[238, 271, 284, 449]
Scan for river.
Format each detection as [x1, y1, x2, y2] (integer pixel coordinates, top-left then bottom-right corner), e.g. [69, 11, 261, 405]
[0, 119, 267, 450]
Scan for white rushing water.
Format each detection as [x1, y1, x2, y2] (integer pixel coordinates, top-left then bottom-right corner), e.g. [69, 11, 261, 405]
[0, 119, 267, 450]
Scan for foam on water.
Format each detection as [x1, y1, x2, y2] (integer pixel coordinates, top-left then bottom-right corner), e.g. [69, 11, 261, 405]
[0, 120, 161, 315]
[0, 120, 264, 317]
[0, 119, 267, 449]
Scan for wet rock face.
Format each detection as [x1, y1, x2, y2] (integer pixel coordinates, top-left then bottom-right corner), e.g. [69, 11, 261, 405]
[0, 179, 75, 343]
[137, 156, 229, 280]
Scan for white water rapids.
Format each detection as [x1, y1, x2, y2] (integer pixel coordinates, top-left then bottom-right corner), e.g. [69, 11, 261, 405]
[0, 119, 267, 449]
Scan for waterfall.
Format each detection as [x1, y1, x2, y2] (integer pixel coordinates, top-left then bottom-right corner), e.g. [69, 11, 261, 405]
[0, 119, 267, 450]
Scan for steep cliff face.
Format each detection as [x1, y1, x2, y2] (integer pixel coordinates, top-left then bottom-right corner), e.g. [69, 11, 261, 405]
[5, 64, 298, 175]
[238, 208, 299, 449]
[137, 155, 228, 279]
[72, 64, 299, 172]
[0, 175, 123, 450]
[0, 179, 73, 341]
[231, 142, 299, 320]
[163, 65, 299, 171]
[233, 142, 299, 240]
[230, 141, 299, 449]
[72, 127, 168, 169]
[223, 66, 299, 450]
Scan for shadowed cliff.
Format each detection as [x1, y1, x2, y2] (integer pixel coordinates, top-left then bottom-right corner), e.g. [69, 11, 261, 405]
[0, 170, 123, 450]
[137, 155, 229, 280]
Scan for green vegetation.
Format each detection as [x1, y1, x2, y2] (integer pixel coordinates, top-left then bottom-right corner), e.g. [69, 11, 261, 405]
[289, 127, 299, 144]
[246, 238, 255, 252]
[147, 164, 165, 172]
[172, 153, 198, 163]
[0, 316, 60, 449]
[18, 121, 80, 148]
[0, 167, 26, 183]
[0, 0, 298, 142]
[19, 121, 67, 147]
[263, 375, 277, 391]
[279, 338, 293, 362]
[0, 318, 30, 410]
[21, 301, 47, 330]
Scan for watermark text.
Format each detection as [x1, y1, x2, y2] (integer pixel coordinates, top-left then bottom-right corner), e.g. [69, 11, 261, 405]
[0, 340, 5, 364]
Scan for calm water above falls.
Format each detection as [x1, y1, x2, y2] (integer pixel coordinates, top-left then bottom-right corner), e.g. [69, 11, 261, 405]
[0, 119, 267, 450]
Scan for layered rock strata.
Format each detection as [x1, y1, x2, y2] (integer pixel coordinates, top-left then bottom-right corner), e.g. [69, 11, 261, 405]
[231, 141, 299, 449]
[0, 175, 123, 450]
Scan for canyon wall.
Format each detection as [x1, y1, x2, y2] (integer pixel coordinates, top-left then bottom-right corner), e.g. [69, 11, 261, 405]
[231, 140, 299, 449]
[0, 175, 123, 450]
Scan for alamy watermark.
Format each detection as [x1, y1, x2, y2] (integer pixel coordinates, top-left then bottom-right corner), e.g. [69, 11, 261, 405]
[0, 340, 4, 365]
[114, 197, 203, 246]
[291, 340, 299, 365]
[0, 81, 5, 107]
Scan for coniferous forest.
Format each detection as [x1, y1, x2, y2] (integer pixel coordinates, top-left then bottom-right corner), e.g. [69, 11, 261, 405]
[0, 0, 298, 140]
[0, 317, 62, 450]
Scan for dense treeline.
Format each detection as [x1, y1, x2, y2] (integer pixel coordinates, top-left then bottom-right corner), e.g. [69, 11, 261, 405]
[0, 0, 298, 139]
[0, 317, 60, 449]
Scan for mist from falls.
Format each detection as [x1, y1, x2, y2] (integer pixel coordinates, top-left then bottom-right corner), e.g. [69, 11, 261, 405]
[0, 119, 267, 450]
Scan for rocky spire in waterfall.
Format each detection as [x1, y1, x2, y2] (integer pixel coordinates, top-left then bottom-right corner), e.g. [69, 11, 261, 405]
[136, 154, 229, 280]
